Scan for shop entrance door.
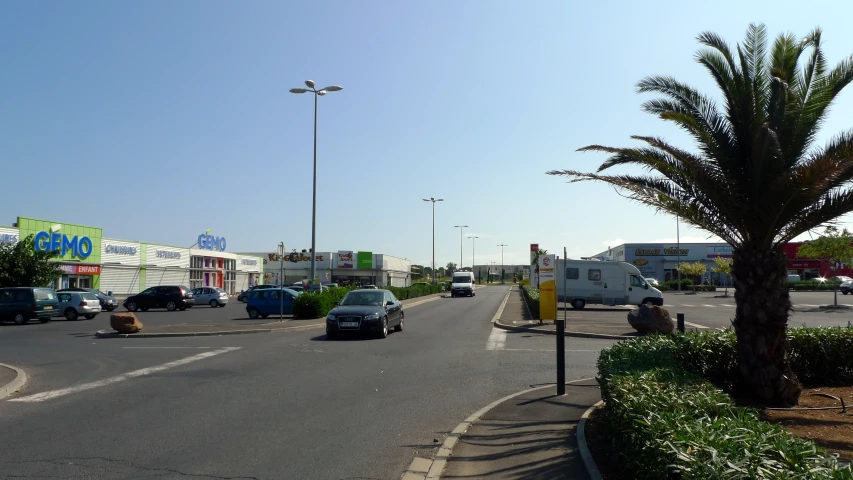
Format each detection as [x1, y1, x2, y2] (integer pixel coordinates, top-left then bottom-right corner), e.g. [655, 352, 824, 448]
[78, 276, 92, 288]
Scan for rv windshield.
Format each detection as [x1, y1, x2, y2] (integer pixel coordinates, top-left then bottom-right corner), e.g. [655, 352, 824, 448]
[630, 275, 648, 288]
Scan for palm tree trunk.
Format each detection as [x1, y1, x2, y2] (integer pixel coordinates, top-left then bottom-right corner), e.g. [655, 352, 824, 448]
[731, 246, 801, 407]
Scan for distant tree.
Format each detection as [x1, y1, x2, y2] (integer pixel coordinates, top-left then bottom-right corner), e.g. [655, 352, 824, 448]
[797, 227, 853, 306]
[0, 234, 60, 288]
[446, 262, 457, 276]
[437, 266, 446, 278]
[678, 261, 708, 282]
[712, 256, 734, 296]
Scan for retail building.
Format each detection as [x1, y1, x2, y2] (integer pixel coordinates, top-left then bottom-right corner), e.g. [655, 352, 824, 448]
[1, 217, 262, 295]
[238, 250, 413, 287]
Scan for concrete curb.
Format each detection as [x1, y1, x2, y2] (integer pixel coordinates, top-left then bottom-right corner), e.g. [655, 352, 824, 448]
[95, 328, 273, 338]
[493, 320, 635, 340]
[0, 363, 28, 400]
[577, 400, 605, 480]
[416, 377, 595, 480]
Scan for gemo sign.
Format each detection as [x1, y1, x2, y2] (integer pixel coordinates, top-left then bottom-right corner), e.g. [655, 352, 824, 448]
[33, 231, 93, 259]
[198, 233, 227, 252]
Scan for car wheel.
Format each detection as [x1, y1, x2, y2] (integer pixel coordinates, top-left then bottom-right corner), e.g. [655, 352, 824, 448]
[39, 317, 50, 323]
[179, 307, 187, 311]
[209, 300, 218, 308]
[248, 308, 260, 319]
[472, 292, 476, 297]
[85, 314, 96, 319]
[218, 303, 226, 307]
[13, 313, 27, 325]
[377, 317, 388, 339]
[571, 299, 586, 310]
[326, 329, 337, 340]
[166, 301, 177, 311]
[451, 292, 456, 298]
[141, 307, 149, 312]
[261, 313, 269, 319]
[126, 301, 138, 312]
[394, 315, 403, 332]
[65, 308, 79, 321]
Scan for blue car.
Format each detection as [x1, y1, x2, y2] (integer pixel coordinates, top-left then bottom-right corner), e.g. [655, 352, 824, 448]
[245, 288, 301, 319]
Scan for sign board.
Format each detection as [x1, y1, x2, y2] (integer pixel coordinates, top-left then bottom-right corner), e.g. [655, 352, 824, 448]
[538, 254, 557, 320]
[34, 231, 93, 259]
[358, 251, 373, 269]
[522, 266, 530, 284]
[707, 246, 734, 258]
[337, 251, 354, 269]
[58, 264, 101, 275]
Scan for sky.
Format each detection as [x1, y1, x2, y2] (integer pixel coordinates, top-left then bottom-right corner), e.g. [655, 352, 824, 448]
[2, 0, 852, 270]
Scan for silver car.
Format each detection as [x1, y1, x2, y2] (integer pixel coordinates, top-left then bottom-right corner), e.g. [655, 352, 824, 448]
[56, 291, 102, 320]
[192, 287, 229, 307]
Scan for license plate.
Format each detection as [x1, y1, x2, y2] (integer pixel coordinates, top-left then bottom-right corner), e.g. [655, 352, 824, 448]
[339, 321, 359, 328]
[43, 306, 53, 310]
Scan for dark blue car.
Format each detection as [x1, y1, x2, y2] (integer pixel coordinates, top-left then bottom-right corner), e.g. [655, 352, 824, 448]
[245, 288, 301, 319]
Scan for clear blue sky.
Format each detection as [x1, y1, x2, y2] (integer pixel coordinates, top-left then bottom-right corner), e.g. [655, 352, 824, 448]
[2, 1, 851, 268]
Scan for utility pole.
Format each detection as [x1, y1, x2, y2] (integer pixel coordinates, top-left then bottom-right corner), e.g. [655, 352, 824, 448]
[423, 198, 443, 283]
[497, 244, 507, 284]
[278, 242, 285, 322]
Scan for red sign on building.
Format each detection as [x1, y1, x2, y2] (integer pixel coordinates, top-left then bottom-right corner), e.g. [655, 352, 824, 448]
[57, 264, 101, 275]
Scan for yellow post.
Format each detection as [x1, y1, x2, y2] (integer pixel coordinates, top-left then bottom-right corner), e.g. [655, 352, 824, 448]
[539, 254, 557, 320]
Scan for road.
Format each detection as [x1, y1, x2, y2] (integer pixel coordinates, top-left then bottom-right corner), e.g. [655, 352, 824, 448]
[0, 285, 614, 479]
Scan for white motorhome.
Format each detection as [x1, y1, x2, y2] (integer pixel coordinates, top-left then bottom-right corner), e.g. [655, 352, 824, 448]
[555, 259, 663, 309]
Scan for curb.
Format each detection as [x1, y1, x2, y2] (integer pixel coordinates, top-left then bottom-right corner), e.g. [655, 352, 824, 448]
[95, 328, 273, 338]
[0, 363, 28, 400]
[577, 400, 605, 480]
[493, 320, 635, 340]
[416, 377, 595, 480]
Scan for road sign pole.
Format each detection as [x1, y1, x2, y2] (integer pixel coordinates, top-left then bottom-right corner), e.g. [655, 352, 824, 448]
[556, 254, 565, 395]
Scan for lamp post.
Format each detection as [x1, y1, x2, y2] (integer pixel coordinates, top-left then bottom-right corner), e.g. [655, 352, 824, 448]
[454, 225, 468, 270]
[497, 244, 507, 284]
[278, 242, 285, 321]
[290, 80, 343, 286]
[468, 236, 478, 282]
[423, 198, 444, 283]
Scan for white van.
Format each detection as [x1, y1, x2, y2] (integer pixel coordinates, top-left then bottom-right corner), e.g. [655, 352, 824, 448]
[450, 272, 476, 297]
[555, 259, 663, 309]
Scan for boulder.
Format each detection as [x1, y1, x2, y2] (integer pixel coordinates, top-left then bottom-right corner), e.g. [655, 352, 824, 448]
[110, 312, 143, 334]
[627, 304, 674, 334]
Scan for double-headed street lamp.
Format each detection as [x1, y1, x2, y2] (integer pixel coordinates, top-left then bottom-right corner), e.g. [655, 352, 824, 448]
[454, 225, 469, 270]
[290, 80, 343, 285]
[423, 198, 443, 282]
[497, 244, 508, 284]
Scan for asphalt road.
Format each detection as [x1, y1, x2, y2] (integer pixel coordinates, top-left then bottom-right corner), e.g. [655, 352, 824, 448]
[0, 285, 614, 479]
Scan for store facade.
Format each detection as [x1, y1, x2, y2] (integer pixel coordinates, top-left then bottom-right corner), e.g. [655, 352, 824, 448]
[239, 250, 413, 288]
[2, 217, 262, 295]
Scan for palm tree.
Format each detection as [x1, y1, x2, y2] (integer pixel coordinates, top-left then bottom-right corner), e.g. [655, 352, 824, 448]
[531, 249, 548, 286]
[548, 24, 853, 406]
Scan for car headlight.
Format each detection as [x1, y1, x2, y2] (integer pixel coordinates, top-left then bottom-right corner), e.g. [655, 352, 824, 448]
[364, 314, 380, 320]
[326, 314, 336, 320]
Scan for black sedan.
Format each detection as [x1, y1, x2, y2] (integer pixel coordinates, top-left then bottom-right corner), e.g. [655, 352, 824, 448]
[58, 287, 119, 311]
[325, 289, 403, 339]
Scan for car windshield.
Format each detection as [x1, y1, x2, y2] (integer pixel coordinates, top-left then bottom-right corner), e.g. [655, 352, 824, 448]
[452, 275, 470, 283]
[81, 292, 99, 301]
[34, 289, 55, 301]
[340, 291, 384, 306]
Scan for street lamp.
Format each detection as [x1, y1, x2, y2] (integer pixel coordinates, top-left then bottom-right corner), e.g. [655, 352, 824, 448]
[468, 236, 478, 280]
[290, 80, 343, 286]
[423, 198, 444, 283]
[497, 244, 508, 284]
[454, 225, 468, 270]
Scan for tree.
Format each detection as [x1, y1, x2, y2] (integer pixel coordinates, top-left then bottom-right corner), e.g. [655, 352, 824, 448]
[678, 261, 708, 281]
[437, 267, 446, 279]
[446, 262, 457, 276]
[0, 234, 61, 288]
[712, 256, 734, 296]
[548, 24, 853, 406]
[797, 226, 853, 306]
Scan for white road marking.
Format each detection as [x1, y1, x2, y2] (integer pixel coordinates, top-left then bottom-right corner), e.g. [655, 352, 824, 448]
[122, 347, 212, 349]
[10, 347, 241, 403]
[680, 304, 695, 307]
[503, 349, 600, 352]
[720, 304, 735, 307]
[485, 327, 507, 350]
[797, 304, 820, 307]
[701, 304, 715, 308]
[684, 321, 709, 329]
[491, 288, 512, 324]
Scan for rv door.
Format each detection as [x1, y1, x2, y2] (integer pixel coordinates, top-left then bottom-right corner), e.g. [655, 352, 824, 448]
[600, 265, 626, 305]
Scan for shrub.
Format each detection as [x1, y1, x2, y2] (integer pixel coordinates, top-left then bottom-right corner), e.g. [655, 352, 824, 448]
[293, 283, 443, 318]
[598, 334, 853, 479]
[521, 285, 539, 318]
[788, 280, 836, 291]
[661, 279, 694, 290]
[689, 284, 717, 292]
[788, 324, 853, 386]
[385, 283, 443, 300]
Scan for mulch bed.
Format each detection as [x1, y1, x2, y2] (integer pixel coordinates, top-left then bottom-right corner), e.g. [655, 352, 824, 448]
[762, 386, 853, 462]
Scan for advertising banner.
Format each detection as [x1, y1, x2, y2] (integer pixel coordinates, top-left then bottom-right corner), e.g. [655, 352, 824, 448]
[337, 251, 354, 269]
[358, 251, 373, 269]
[707, 246, 734, 258]
[538, 254, 557, 320]
[530, 244, 539, 287]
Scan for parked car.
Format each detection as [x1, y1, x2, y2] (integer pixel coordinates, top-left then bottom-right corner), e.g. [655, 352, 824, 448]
[237, 284, 276, 302]
[56, 291, 102, 320]
[287, 284, 305, 293]
[58, 287, 119, 311]
[361, 285, 378, 289]
[644, 278, 660, 287]
[841, 280, 852, 295]
[325, 289, 403, 339]
[192, 287, 229, 307]
[245, 288, 301, 319]
[0, 287, 58, 324]
[124, 285, 195, 312]
[825, 276, 853, 284]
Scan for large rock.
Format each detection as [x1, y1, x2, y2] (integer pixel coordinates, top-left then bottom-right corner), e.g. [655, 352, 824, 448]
[627, 304, 674, 334]
[110, 312, 143, 334]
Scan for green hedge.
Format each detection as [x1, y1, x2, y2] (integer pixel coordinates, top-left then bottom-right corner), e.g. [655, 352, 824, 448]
[521, 285, 539, 318]
[787, 280, 840, 291]
[689, 284, 717, 292]
[292, 284, 444, 319]
[597, 329, 853, 479]
[660, 279, 694, 290]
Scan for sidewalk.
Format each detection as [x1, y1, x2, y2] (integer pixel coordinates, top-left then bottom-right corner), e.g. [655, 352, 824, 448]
[438, 380, 601, 479]
[96, 292, 445, 338]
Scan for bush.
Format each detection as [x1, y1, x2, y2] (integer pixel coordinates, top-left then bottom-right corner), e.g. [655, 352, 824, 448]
[689, 284, 717, 292]
[521, 285, 539, 318]
[788, 324, 853, 386]
[787, 280, 837, 291]
[661, 279, 694, 290]
[293, 283, 444, 319]
[385, 283, 443, 300]
[598, 333, 853, 479]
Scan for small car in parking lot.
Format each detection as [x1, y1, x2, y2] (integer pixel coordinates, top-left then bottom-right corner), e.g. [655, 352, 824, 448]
[237, 284, 276, 302]
[0, 287, 58, 325]
[56, 291, 102, 320]
[841, 280, 853, 295]
[245, 288, 301, 319]
[325, 289, 403, 339]
[57, 287, 119, 311]
[124, 285, 195, 312]
[192, 287, 229, 307]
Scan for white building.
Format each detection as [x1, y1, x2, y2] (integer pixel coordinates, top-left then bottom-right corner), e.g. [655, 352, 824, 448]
[238, 250, 413, 288]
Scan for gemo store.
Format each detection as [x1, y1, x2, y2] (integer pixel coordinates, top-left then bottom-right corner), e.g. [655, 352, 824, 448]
[0, 217, 263, 295]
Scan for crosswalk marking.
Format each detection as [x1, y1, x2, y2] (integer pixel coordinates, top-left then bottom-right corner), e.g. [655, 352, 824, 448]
[486, 327, 506, 350]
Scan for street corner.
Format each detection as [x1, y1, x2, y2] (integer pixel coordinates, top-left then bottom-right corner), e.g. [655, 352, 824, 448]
[0, 363, 29, 400]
